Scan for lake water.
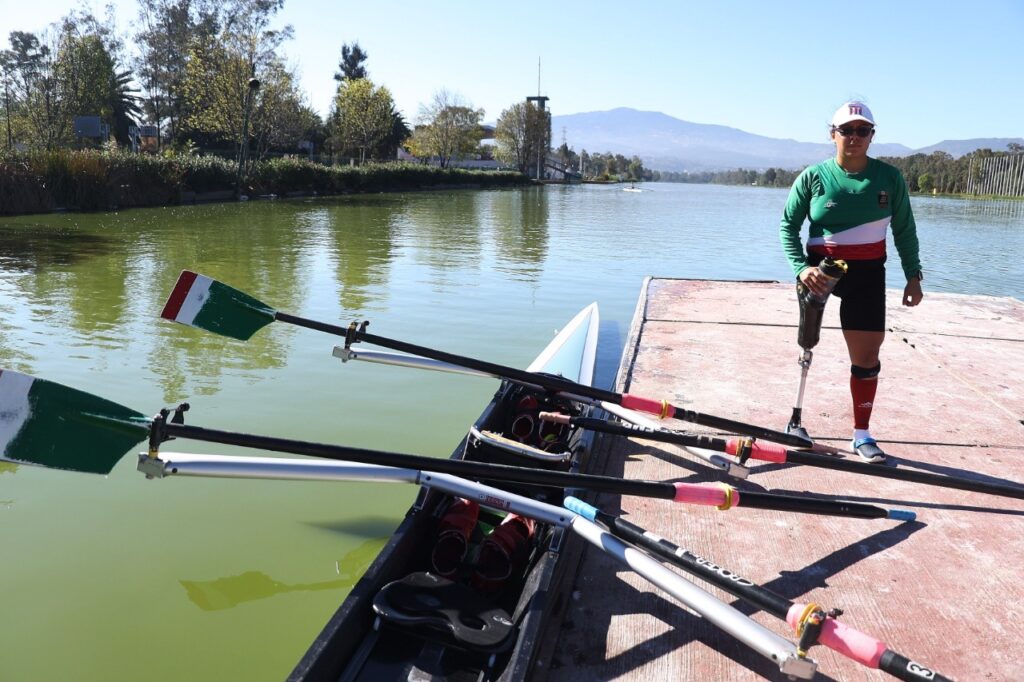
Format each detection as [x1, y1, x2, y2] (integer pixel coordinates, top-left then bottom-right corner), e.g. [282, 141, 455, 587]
[1, 183, 1022, 681]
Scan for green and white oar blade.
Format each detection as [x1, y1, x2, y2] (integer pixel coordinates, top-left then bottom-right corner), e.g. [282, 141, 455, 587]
[0, 370, 149, 474]
[160, 270, 276, 341]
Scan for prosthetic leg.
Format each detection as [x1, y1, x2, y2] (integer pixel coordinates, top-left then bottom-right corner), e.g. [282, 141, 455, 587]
[786, 259, 847, 444]
[786, 349, 815, 442]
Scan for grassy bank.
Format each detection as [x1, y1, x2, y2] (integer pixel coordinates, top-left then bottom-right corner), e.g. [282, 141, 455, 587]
[0, 150, 528, 216]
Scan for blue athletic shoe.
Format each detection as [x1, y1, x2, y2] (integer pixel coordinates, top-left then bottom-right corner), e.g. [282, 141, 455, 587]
[852, 437, 886, 463]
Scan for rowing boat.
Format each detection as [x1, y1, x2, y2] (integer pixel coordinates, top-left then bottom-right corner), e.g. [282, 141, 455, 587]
[289, 303, 600, 681]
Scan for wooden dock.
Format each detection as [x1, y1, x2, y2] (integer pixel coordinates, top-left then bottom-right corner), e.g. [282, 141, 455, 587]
[544, 278, 1023, 681]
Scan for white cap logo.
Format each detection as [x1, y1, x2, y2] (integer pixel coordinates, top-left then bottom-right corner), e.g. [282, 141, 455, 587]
[831, 101, 875, 127]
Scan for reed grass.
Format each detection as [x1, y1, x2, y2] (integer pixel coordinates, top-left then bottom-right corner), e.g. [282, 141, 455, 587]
[0, 150, 527, 216]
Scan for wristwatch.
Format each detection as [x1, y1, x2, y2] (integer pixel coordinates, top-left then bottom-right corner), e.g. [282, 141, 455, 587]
[913, 270, 923, 282]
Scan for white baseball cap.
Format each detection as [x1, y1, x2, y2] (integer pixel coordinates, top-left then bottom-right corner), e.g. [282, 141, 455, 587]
[831, 101, 875, 127]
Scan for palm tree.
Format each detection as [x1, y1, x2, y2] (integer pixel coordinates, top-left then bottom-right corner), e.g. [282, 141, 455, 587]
[370, 107, 410, 160]
[108, 69, 142, 145]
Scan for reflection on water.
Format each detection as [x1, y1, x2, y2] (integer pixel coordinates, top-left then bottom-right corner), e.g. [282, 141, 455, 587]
[180, 537, 387, 611]
[0, 223, 116, 272]
[321, 199, 399, 312]
[491, 188, 550, 279]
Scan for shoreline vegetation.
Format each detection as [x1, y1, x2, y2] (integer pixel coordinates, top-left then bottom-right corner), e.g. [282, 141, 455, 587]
[2, 149, 1019, 218]
[0, 150, 528, 216]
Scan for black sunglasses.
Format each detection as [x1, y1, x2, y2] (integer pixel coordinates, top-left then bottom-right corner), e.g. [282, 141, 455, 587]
[834, 124, 874, 138]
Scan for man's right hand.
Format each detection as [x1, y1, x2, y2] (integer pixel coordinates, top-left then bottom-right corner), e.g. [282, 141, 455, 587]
[798, 266, 830, 297]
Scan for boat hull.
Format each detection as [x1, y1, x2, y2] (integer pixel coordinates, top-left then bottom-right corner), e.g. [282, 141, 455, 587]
[290, 304, 600, 681]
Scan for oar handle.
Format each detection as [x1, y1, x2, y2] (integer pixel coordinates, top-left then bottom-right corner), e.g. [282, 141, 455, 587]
[785, 605, 952, 681]
[616, 394, 813, 448]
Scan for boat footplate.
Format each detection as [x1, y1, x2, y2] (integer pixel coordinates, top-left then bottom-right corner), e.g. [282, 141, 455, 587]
[372, 572, 516, 653]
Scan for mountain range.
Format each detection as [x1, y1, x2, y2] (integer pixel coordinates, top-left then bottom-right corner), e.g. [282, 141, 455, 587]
[549, 108, 1023, 172]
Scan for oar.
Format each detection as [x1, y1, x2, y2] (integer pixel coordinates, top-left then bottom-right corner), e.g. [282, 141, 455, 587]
[544, 412, 1024, 502]
[160, 270, 816, 449]
[0, 369, 914, 521]
[142, 452, 817, 678]
[565, 497, 952, 682]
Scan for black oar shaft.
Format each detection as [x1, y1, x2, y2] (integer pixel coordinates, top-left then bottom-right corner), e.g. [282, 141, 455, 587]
[274, 311, 615, 400]
[676, 408, 811, 449]
[738, 490, 889, 519]
[594, 507, 792, 618]
[564, 415, 729, 451]
[786, 449, 1024, 501]
[161, 422, 677, 499]
[565, 414, 1024, 503]
[273, 311, 812, 448]
[879, 651, 954, 682]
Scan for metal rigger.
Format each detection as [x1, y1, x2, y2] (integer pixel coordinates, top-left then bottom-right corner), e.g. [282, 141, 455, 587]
[786, 258, 848, 442]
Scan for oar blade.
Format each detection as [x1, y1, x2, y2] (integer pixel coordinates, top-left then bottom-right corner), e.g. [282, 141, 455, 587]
[161, 270, 276, 341]
[0, 370, 149, 474]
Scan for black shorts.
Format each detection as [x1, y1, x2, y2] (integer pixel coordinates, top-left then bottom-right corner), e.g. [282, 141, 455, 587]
[807, 255, 886, 332]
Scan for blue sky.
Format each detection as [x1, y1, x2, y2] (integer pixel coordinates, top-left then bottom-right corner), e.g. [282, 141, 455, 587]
[2, 0, 1022, 150]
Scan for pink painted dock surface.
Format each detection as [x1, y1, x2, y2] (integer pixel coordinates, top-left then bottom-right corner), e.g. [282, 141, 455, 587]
[544, 278, 1023, 681]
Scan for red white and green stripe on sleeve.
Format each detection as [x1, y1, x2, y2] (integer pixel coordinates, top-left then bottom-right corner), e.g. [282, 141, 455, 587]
[0, 369, 148, 474]
[161, 270, 275, 341]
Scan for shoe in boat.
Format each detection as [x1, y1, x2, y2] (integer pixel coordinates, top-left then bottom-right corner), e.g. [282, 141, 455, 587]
[471, 514, 536, 593]
[431, 498, 480, 578]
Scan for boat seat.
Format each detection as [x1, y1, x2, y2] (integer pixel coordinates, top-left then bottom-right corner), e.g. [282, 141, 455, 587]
[372, 572, 517, 653]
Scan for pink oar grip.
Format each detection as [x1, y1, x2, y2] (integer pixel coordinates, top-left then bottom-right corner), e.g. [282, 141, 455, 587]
[621, 393, 674, 419]
[786, 603, 886, 667]
[673, 483, 738, 507]
[724, 439, 788, 463]
[538, 411, 570, 425]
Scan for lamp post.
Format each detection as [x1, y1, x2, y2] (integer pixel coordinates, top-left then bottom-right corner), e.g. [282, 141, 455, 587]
[236, 77, 260, 196]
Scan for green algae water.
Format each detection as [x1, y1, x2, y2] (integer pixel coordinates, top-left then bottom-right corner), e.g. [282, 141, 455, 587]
[1, 184, 1021, 681]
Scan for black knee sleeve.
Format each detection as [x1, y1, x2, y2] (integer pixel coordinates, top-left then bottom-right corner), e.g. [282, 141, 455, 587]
[851, 363, 881, 379]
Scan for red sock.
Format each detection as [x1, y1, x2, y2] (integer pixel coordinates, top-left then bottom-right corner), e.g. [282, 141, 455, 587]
[850, 375, 878, 429]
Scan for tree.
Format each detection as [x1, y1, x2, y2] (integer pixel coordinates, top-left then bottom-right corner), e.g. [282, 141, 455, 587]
[334, 42, 368, 81]
[918, 173, 934, 193]
[411, 90, 482, 167]
[108, 69, 143, 145]
[5, 30, 64, 149]
[56, 32, 119, 141]
[330, 77, 395, 163]
[494, 101, 550, 175]
[221, 0, 293, 76]
[373, 107, 409, 160]
[177, 0, 293, 159]
[135, 0, 221, 145]
[249, 59, 322, 157]
[0, 49, 14, 147]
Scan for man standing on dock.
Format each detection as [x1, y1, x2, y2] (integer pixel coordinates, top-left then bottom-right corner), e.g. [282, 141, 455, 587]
[779, 100, 924, 463]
